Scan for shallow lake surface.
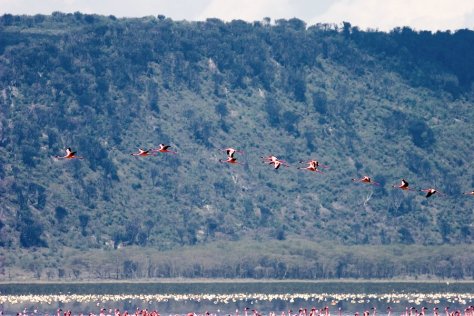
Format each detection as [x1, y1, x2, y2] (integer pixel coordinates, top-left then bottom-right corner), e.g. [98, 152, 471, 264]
[1, 282, 473, 316]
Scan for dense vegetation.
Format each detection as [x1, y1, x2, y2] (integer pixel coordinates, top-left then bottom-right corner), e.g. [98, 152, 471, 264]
[0, 13, 473, 280]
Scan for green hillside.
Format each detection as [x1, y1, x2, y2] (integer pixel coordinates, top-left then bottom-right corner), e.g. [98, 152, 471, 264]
[0, 13, 473, 280]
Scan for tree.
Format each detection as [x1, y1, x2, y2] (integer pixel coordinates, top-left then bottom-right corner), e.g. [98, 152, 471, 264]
[398, 227, 415, 244]
[408, 119, 435, 149]
[78, 214, 90, 236]
[55, 206, 68, 223]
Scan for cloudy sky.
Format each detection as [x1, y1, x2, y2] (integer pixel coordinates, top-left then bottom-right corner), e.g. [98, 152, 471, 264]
[1, 0, 474, 32]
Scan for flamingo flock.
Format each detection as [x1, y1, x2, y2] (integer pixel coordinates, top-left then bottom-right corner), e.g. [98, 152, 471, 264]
[53, 145, 473, 199]
[9, 305, 474, 316]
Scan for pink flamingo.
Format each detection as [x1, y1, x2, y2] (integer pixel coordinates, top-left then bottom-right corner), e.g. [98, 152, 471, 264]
[152, 144, 177, 154]
[352, 176, 379, 185]
[130, 148, 156, 157]
[463, 190, 474, 196]
[270, 159, 289, 170]
[421, 307, 428, 316]
[262, 155, 289, 169]
[261, 155, 288, 163]
[54, 147, 84, 159]
[420, 188, 441, 198]
[300, 159, 329, 168]
[392, 179, 416, 191]
[298, 160, 324, 173]
[219, 156, 241, 165]
[220, 147, 244, 158]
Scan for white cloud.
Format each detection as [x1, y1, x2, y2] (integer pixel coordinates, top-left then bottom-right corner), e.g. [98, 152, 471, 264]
[311, 0, 474, 31]
[0, 0, 213, 19]
[196, 0, 292, 22]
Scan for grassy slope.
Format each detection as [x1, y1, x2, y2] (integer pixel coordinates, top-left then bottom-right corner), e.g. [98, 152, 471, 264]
[0, 15, 473, 280]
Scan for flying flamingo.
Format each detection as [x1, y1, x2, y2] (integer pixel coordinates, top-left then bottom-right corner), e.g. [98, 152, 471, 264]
[130, 148, 156, 157]
[220, 147, 244, 158]
[54, 147, 84, 159]
[300, 159, 329, 169]
[270, 159, 289, 170]
[298, 160, 324, 173]
[352, 176, 379, 185]
[463, 190, 474, 196]
[420, 188, 441, 198]
[261, 155, 279, 163]
[152, 144, 177, 154]
[392, 179, 416, 191]
[219, 156, 241, 165]
[262, 155, 289, 169]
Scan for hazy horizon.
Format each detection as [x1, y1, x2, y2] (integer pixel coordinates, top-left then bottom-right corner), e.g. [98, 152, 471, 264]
[1, 0, 474, 32]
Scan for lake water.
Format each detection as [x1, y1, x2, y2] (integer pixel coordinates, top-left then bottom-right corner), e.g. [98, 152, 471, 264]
[0, 282, 473, 316]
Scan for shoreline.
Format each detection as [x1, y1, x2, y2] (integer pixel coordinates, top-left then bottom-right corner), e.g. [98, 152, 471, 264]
[1, 278, 472, 284]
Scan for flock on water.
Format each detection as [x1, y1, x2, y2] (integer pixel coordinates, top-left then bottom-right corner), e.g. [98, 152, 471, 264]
[3, 292, 473, 316]
[54, 145, 474, 199]
[7, 304, 474, 316]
